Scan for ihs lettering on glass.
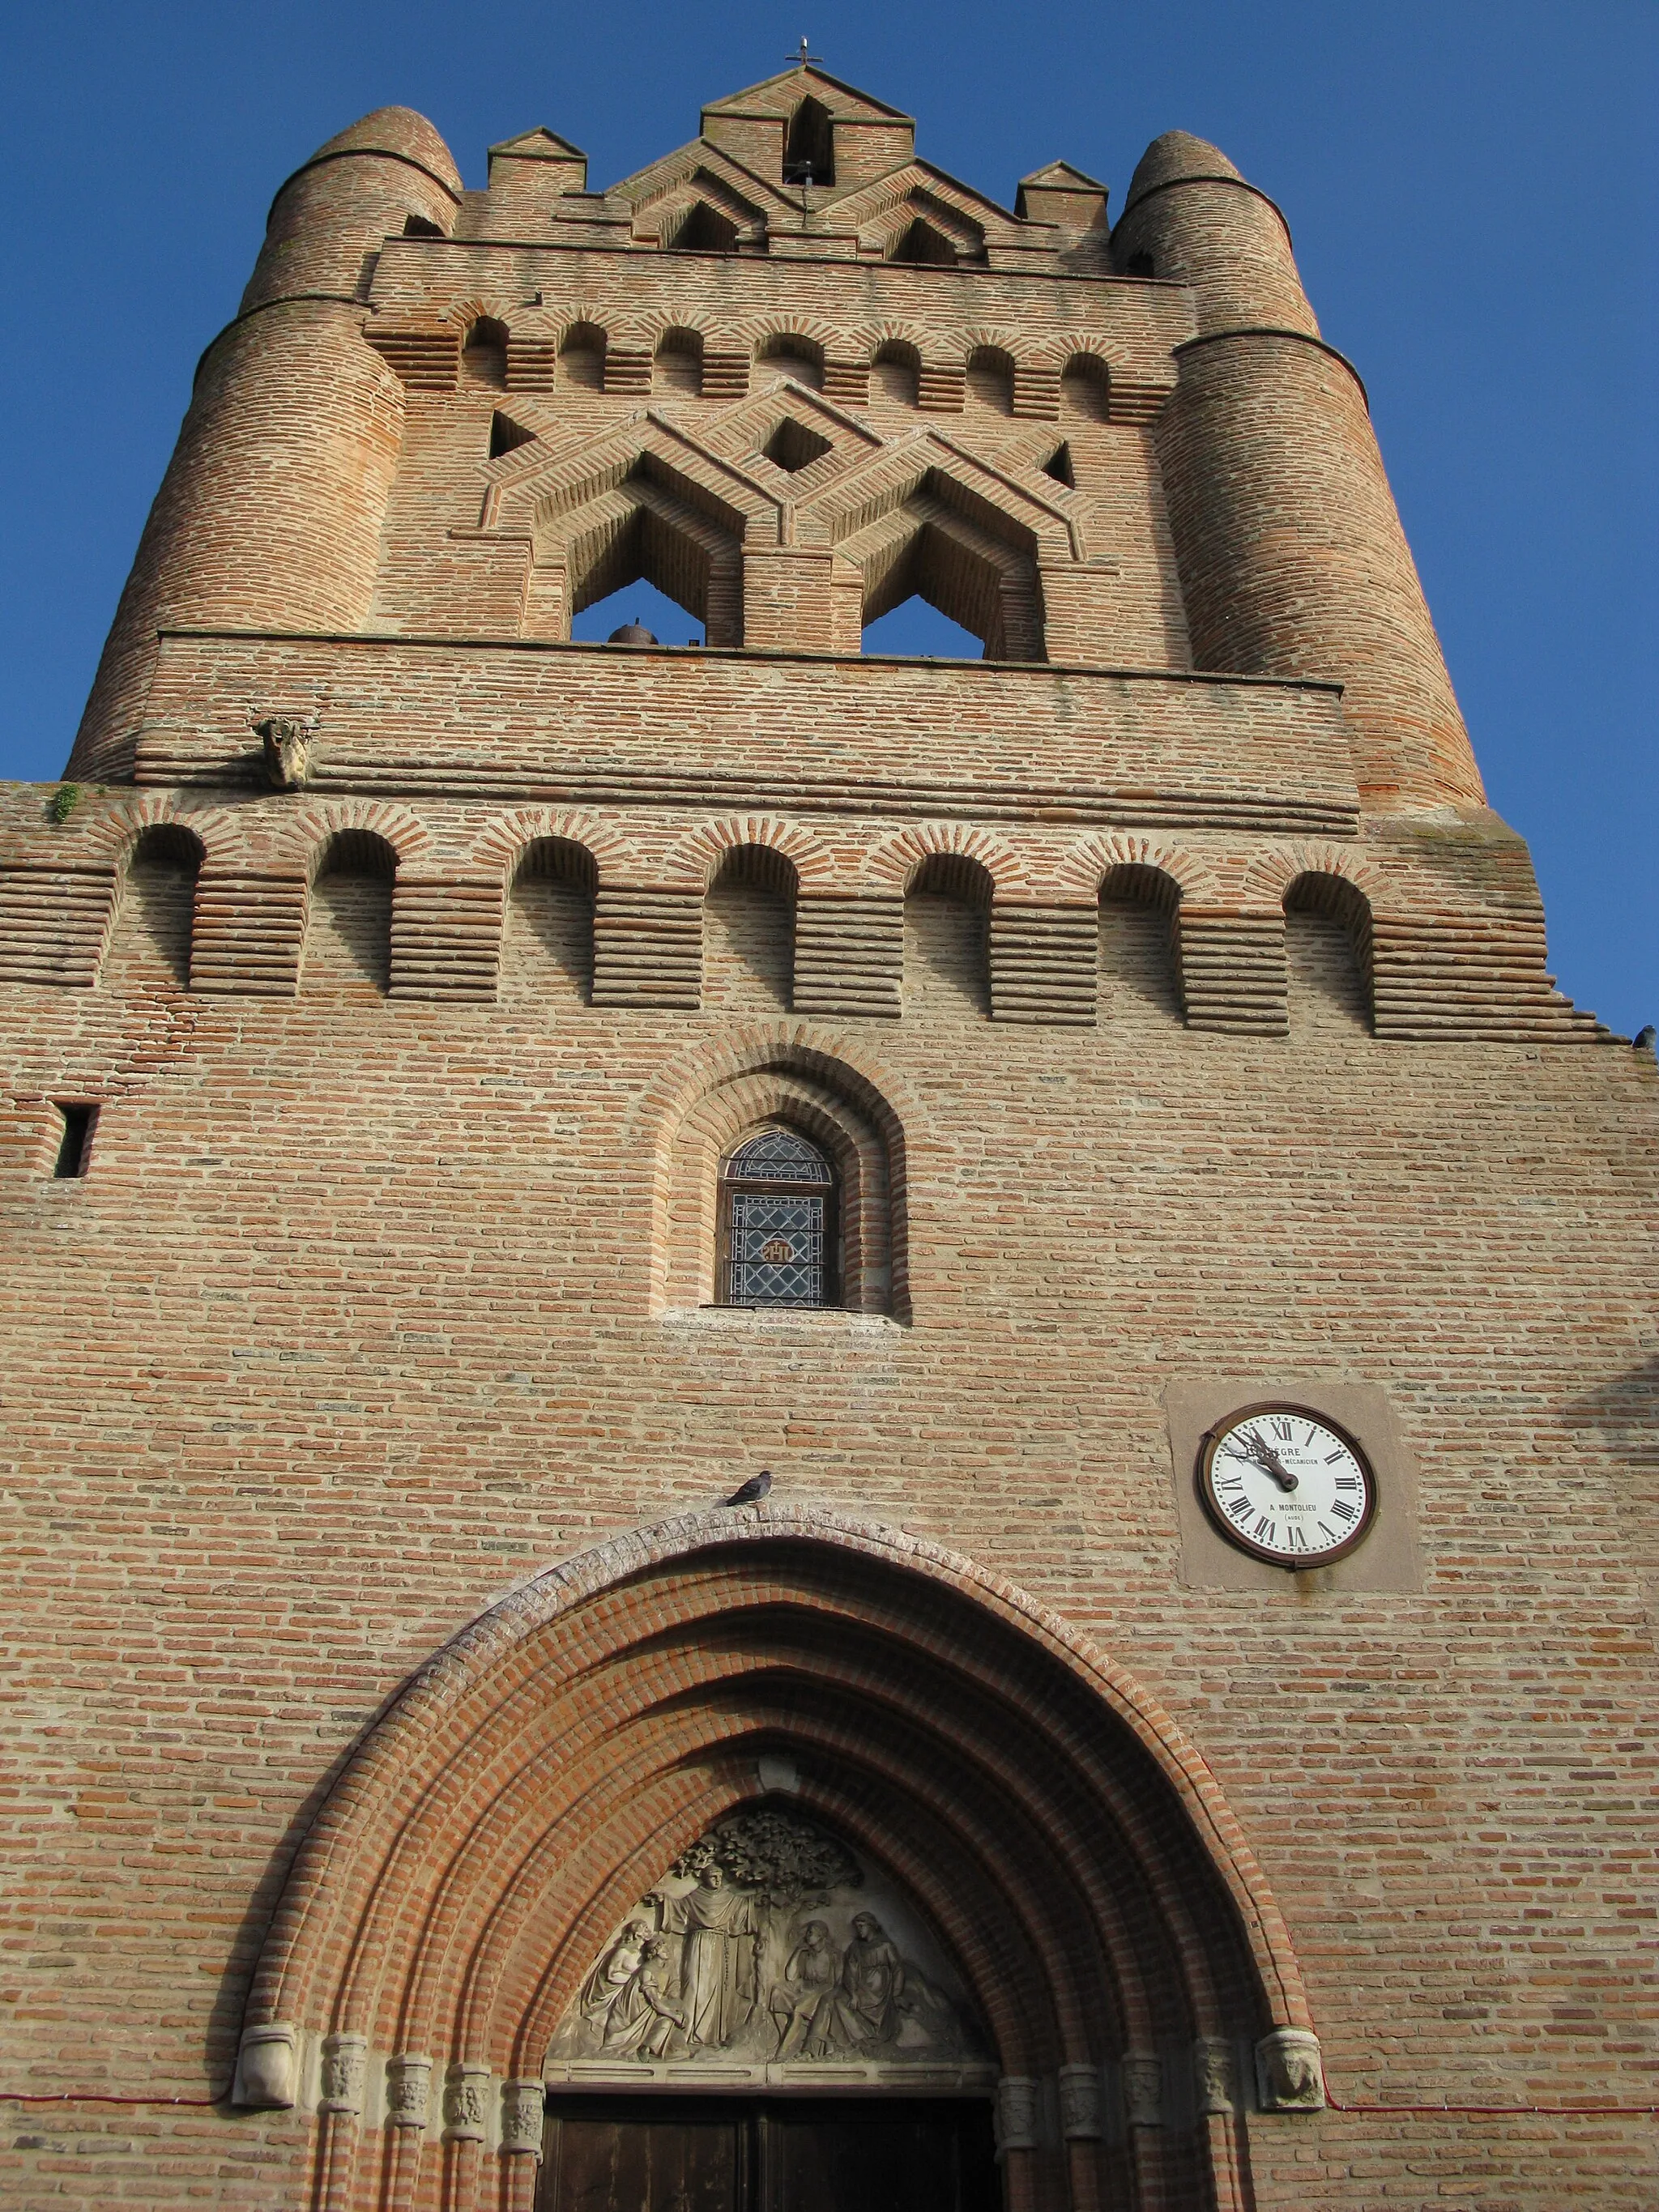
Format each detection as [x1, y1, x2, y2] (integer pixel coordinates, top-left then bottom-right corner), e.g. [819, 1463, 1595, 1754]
[1199, 1404, 1376, 1566]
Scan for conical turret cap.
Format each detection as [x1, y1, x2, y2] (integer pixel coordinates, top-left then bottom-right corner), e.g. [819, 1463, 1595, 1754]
[308, 106, 462, 194]
[1124, 130, 1243, 211]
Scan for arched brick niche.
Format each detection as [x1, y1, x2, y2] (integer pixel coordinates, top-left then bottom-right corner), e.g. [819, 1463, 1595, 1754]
[232, 1509, 1312, 2212]
[655, 1038, 904, 1316]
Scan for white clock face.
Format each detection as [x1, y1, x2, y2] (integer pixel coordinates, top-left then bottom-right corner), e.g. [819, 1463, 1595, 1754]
[1200, 1406, 1375, 1566]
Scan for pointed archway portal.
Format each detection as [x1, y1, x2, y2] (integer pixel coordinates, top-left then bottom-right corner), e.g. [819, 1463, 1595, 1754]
[233, 1509, 1322, 2211]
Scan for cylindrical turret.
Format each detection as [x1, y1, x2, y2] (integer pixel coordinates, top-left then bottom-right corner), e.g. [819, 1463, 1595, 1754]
[1115, 131, 1483, 810]
[68, 109, 460, 783]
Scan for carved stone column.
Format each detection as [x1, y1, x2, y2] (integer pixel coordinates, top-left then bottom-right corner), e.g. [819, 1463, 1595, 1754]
[500, 2078, 546, 2159]
[318, 2031, 369, 2116]
[1057, 2061, 1102, 2139]
[995, 2073, 1040, 2150]
[385, 2053, 433, 2129]
[443, 2061, 493, 2142]
[1123, 2050, 1162, 2128]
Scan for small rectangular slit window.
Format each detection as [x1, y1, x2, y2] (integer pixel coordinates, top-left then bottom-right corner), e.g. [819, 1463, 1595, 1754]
[53, 1103, 96, 1179]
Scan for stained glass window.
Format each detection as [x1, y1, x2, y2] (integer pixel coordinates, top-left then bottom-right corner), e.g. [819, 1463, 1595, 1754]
[719, 1127, 835, 1307]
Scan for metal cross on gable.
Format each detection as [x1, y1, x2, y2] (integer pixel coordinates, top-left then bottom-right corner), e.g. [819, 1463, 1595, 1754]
[789, 36, 822, 68]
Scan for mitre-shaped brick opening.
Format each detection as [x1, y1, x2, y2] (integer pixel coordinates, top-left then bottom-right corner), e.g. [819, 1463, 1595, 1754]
[853, 496, 1044, 662]
[763, 417, 833, 473]
[891, 217, 958, 266]
[548, 484, 736, 646]
[673, 200, 740, 254]
[783, 95, 835, 185]
[1042, 441, 1075, 488]
[488, 408, 536, 459]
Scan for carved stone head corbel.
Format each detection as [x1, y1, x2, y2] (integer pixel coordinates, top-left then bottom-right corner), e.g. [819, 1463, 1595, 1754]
[252, 715, 316, 790]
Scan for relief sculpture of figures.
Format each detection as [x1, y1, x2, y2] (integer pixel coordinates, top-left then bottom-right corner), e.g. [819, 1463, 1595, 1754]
[545, 1807, 991, 2084]
[651, 1862, 761, 2048]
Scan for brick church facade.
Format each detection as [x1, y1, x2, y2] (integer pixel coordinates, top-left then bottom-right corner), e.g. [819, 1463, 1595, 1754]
[2, 62, 1654, 2209]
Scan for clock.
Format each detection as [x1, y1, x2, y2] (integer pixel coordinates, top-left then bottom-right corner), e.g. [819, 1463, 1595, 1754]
[1198, 1404, 1376, 1566]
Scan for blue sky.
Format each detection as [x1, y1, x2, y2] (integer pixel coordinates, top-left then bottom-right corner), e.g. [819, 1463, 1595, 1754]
[2, 1, 1653, 1030]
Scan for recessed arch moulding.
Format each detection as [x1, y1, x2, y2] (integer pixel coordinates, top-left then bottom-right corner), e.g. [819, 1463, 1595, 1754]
[651, 1031, 906, 1315]
[232, 1509, 1321, 2211]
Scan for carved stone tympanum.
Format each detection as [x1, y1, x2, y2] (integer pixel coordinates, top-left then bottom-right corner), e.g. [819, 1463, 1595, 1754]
[545, 1806, 992, 2087]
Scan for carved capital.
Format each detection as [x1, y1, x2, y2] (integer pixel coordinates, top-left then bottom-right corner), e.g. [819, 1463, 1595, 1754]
[443, 2061, 493, 2142]
[232, 2022, 297, 2109]
[1192, 2035, 1237, 2116]
[318, 2031, 369, 2115]
[252, 715, 315, 790]
[385, 2053, 433, 2129]
[500, 2078, 547, 2158]
[1256, 2028, 1326, 2112]
[1123, 2051, 1162, 2129]
[995, 2073, 1040, 2152]
[1056, 2061, 1102, 2140]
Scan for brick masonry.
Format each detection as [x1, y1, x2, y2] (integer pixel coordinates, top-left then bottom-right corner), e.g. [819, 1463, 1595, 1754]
[2, 62, 1656, 2212]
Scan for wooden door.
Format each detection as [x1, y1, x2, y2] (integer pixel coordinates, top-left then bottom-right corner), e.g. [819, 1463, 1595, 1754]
[539, 2097, 999, 2212]
[543, 2098, 747, 2212]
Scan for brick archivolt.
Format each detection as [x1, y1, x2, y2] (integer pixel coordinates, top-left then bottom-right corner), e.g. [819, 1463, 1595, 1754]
[664, 814, 838, 890]
[1052, 831, 1219, 906]
[238, 1509, 1305, 2210]
[284, 798, 433, 875]
[865, 820, 1027, 895]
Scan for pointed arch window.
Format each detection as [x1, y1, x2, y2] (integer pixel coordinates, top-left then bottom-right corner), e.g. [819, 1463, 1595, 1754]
[719, 1127, 836, 1308]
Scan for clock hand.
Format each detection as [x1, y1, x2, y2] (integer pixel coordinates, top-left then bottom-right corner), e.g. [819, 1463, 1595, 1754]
[1230, 1430, 1299, 1493]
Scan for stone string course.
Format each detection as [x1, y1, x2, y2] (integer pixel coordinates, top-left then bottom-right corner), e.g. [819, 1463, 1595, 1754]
[3, 65, 1655, 2212]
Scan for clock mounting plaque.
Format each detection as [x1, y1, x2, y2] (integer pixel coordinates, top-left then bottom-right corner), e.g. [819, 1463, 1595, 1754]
[1198, 1403, 1377, 1567]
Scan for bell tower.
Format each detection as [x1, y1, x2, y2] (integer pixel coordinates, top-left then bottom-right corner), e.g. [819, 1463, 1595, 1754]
[2, 61, 1653, 2212]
